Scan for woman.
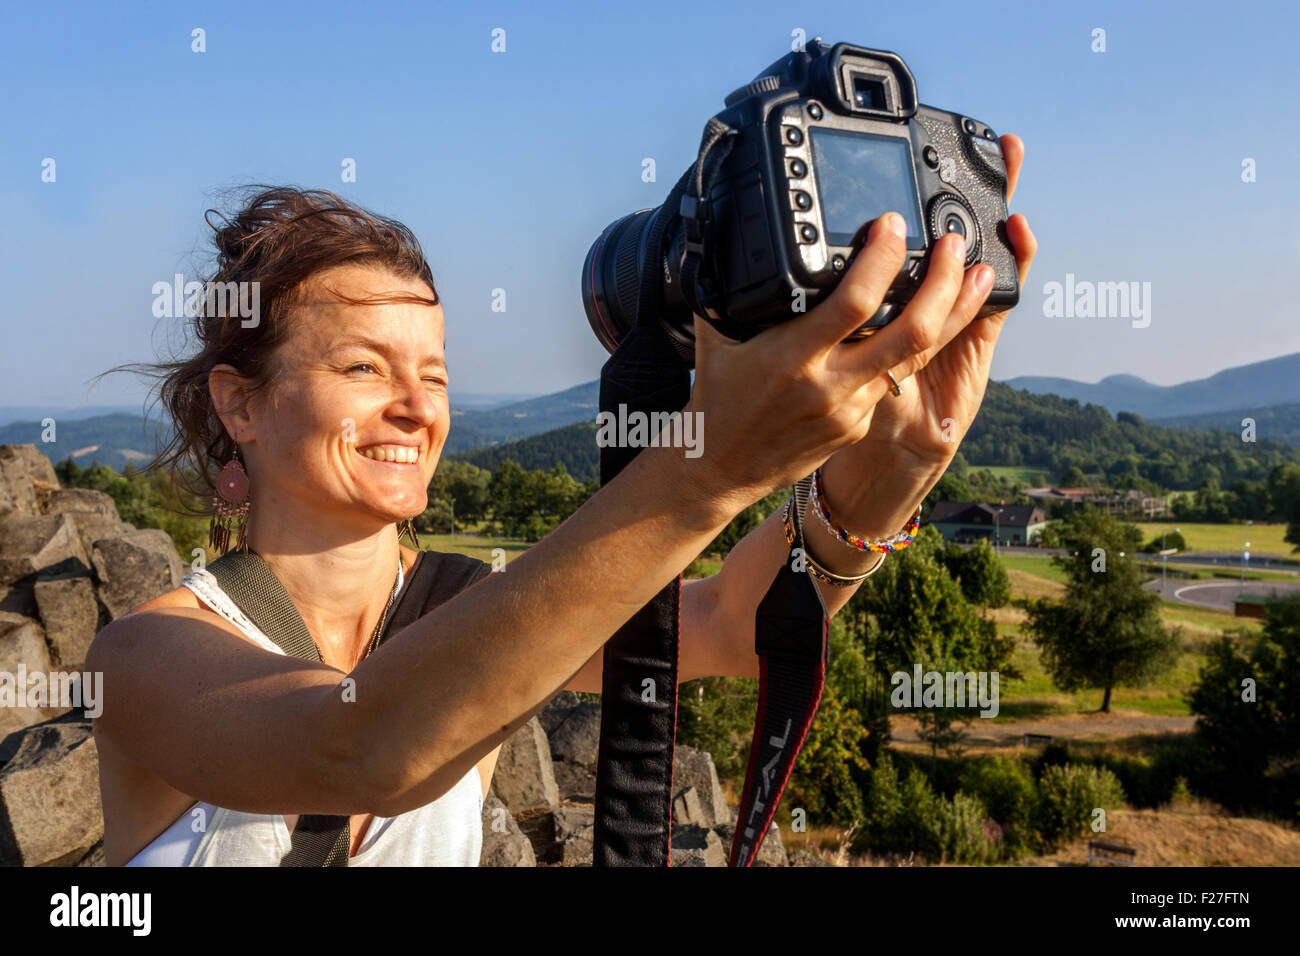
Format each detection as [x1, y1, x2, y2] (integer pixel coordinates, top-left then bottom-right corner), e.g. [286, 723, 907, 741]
[88, 139, 1035, 866]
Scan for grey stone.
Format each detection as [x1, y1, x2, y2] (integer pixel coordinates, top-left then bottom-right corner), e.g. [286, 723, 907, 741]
[490, 717, 559, 814]
[552, 759, 595, 803]
[547, 701, 601, 769]
[0, 513, 90, 587]
[711, 819, 789, 867]
[34, 572, 99, 670]
[90, 529, 182, 619]
[65, 512, 132, 559]
[43, 489, 119, 521]
[537, 690, 580, 736]
[0, 613, 54, 738]
[0, 581, 37, 618]
[672, 785, 707, 827]
[478, 793, 536, 867]
[513, 807, 557, 863]
[673, 744, 732, 828]
[671, 823, 726, 867]
[75, 839, 105, 867]
[0, 715, 103, 866]
[0, 445, 56, 517]
[553, 804, 594, 840]
[555, 805, 595, 866]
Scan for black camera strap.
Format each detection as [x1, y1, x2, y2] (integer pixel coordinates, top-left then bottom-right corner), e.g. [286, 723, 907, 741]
[592, 115, 831, 867]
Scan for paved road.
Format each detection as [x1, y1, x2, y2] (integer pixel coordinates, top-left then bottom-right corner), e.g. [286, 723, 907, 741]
[1144, 577, 1300, 610]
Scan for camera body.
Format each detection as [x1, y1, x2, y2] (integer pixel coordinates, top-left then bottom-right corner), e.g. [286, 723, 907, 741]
[582, 40, 1020, 360]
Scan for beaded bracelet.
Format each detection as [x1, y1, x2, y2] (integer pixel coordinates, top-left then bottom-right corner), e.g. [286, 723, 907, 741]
[809, 467, 922, 554]
[782, 498, 884, 587]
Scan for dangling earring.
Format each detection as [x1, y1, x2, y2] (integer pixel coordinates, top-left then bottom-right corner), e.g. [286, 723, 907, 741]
[210, 444, 251, 554]
[398, 518, 420, 549]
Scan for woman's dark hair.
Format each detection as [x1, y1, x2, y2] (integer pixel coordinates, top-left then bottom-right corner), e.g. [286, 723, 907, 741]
[131, 186, 440, 506]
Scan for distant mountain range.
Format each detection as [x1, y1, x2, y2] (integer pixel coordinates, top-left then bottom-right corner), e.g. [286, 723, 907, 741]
[1003, 353, 1300, 420]
[443, 381, 598, 454]
[0, 389, 558, 471]
[10, 352, 1300, 473]
[0, 413, 166, 472]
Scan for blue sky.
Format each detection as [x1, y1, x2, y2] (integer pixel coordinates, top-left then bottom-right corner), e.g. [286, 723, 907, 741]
[2, 0, 1297, 408]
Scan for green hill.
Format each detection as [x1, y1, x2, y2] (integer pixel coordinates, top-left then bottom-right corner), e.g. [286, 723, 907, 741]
[1150, 403, 1300, 449]
[450, 382, 1300, 494]
[450, 421, 600, 481]
[444, 381, 598, 453]
[963, 382, 1299, 488]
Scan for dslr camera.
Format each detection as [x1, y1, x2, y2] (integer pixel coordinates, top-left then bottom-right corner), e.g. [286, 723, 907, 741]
[582, 39, 1019, 363]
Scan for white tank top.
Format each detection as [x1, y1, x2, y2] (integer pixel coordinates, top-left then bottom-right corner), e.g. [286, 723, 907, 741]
[125, 565, 483, 867]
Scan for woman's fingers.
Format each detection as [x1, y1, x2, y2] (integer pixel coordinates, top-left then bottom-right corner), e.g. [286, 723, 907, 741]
[1001, 134, 1024, 205]
[807, 212, 908, 350]
[1008, 213, 1037, 286]
[922, 262, 998, 355]
[832, 230, 967, 387]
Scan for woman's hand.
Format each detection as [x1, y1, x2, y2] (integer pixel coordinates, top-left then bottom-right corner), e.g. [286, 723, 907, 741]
[680, 194, 992, 520]
[816, 134, 1038, 539]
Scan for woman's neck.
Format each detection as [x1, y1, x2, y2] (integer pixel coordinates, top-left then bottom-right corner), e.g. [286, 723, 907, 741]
[241, 490, 416, 669]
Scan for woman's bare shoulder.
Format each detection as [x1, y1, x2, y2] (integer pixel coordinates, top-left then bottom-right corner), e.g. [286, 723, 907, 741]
[126, 585, 205, 616]
[87, 582, 258, 666]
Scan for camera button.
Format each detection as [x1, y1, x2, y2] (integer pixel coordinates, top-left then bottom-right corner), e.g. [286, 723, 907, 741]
[784, 127, 804, 146]
[799, 224, 818, 243]
[962, 117, 977, 135]
[807, 102, 824, 120]
[789, 158, 807, 178]
[923, 145, 940, 169]
[793, 191, 812, 211]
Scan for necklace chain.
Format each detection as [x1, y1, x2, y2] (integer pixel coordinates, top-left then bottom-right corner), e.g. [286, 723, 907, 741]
[360, 564, 403, 664]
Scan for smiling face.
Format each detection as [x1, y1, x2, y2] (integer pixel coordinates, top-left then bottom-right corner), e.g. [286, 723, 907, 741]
[226, 263, 448, 536]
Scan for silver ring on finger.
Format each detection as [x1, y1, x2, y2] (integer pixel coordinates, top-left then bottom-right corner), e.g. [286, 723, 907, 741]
[885, 369, 903, 397]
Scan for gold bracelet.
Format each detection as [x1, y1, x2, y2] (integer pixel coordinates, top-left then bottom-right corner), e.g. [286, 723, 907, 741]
[782, 498, 885, 587]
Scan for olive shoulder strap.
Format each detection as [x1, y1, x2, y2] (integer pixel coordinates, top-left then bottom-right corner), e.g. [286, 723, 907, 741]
[206, 548, 492, 866]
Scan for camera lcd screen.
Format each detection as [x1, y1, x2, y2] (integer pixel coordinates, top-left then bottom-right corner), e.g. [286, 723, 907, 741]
[809, 128, 925, 249]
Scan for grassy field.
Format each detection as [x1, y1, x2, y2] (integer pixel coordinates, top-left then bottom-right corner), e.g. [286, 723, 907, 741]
[420, 533, 530, 564]
[997, 553, 1069, 584]
[1135, 520, 1291, 555]
[987, 550, 1257, 717]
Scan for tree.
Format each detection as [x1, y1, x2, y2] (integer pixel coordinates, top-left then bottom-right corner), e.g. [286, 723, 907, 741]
[1023, 507, 1181, 712]
[1140, 529, 1186, 553]
[941, 538, 1011, 608]
[1285, 499, 1300, 553]
[1189, 595, 1300, 816]
[1059, 465, 1086, 487]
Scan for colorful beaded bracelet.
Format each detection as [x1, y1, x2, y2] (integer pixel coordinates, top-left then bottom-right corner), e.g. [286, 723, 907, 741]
[809, 467, 922, 554]
[781, 498, 885, 587]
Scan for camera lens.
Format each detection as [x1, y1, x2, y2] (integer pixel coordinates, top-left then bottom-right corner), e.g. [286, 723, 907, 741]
[581, 210, 655, 353]
[581, 207, 696, 361]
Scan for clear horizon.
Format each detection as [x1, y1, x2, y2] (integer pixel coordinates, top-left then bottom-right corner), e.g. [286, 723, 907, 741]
[3, 0, 1297, 406]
